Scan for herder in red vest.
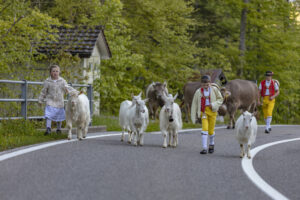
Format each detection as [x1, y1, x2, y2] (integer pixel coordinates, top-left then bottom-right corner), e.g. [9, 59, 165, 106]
[258, 71, 280, 134]
[191, 75, 223, 154]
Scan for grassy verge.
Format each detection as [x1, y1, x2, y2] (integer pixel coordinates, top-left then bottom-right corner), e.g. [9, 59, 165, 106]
[0, 112, 276, 152]
[0, 119, 66, 152]
[92, 115, 203, 132]
[91, 112, 274, 133]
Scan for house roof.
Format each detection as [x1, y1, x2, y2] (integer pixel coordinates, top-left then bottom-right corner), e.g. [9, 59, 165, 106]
[37, 25, 112, 59]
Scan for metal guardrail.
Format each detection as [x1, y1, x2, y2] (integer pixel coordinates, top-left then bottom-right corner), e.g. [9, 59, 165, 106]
[0, 80, 93, 121]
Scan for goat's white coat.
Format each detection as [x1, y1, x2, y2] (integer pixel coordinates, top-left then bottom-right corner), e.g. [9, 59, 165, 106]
[119, 93, 142, 143]
[235, 111, 257, 158]
[159, 94, 182, 148]
[66, 92, 91, 140]
[128, 99, 149, 146]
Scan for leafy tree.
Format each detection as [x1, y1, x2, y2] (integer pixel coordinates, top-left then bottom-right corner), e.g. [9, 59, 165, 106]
[0, 0, 60, 79]
[0, 0, 299, 123]
[191, 0, 242, 79]
[244, 0, 300, 123]
[191, 0, 300, 123]
[47, 0, 101, 24]
[89, 0, 147, 114]
[121, 0, 198, 94]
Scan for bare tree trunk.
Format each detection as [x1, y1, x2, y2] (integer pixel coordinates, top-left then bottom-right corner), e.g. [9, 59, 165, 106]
[238, 0, 249, 77]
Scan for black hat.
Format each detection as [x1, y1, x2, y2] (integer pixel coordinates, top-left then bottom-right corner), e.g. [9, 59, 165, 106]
[265, 71, 273, 76]
[201, 75, 211, 83]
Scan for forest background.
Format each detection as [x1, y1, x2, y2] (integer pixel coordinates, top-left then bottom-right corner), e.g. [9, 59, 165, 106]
[0, 0, 299, 124]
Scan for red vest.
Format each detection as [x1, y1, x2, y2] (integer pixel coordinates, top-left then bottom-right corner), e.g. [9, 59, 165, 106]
[261, 80, 275, 97]
[201, 88, 210, 113]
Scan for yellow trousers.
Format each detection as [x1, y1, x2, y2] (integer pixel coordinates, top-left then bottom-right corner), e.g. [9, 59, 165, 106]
[262, 96, 275, 119]
[201, 106, 217, 135]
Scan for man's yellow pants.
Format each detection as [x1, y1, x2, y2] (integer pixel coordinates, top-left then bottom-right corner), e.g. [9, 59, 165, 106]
[201, 106, 217, 135]
[262, 96, 275, 119]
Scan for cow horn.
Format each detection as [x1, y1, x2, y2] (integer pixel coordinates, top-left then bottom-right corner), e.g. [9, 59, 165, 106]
[173, 93, 178, 100]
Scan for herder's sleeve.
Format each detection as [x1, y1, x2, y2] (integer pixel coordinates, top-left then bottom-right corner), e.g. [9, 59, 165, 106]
[211, 87, 223, 112]
[38, 81, 48, 104]
[191, 89, 200, 124]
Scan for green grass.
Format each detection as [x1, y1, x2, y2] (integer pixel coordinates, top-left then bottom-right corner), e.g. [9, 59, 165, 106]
[0, 133, 67, 151]
[92, 114, 203, 132]
[92, 115, 121, 131]
[0, 119, 66, 152]
[0, 112, 274, 152]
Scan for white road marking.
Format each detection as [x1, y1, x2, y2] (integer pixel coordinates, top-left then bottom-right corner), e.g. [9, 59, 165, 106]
[2, 125, 299, 200]
[0, 125, 295, 163]
[1, 128, 228, 162]
[242, 137, 300, 200]
[0, 134, 121, 162]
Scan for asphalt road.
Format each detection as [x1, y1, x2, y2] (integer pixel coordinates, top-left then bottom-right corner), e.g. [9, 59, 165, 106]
[0, 125, 299, 200]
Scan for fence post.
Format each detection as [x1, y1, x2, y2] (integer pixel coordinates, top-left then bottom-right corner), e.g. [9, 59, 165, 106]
[21, 80, 28, 120]
[87, 84, 93, 126]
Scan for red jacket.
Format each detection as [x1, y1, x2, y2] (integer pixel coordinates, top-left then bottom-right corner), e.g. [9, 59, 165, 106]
[260, 80, 275, 97]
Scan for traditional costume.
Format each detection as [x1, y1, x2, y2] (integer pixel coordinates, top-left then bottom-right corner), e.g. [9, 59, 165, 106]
[191, 76, 223, 154]
[259, 71, 279, 133]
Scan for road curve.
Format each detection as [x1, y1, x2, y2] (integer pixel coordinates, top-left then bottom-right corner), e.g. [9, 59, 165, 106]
[0, 125, 299, 200]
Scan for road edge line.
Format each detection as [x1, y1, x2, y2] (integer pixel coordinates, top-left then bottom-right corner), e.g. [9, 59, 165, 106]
[241, 137, 300, 200]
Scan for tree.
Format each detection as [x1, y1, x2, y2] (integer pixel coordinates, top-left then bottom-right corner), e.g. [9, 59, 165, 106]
[191, 0, 242, 79]
[121, 0, 197, 93]
[90, 0, 147, 114]
[0, 0, 60, 79]
[238, 0, 249, 77]
[244, 0, 300, 123]
[191, 0, 300, 123]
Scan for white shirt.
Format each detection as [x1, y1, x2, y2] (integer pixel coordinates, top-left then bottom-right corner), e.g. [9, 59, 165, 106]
[203, 88, 210, 106]
[259, 80, 279, 96]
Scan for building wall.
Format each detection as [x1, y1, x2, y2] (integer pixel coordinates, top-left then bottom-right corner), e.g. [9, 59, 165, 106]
[83, 45, 101, 116]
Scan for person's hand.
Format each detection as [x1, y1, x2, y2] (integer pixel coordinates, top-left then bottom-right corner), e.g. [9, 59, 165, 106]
[257, 101, 261, 106]
[269, 96, 275, 100]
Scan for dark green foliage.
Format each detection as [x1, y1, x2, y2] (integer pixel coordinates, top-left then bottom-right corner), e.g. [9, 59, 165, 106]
[0, 0, 61, 77]
[0, 0, 299, 123]
[191, 0, 300, 123]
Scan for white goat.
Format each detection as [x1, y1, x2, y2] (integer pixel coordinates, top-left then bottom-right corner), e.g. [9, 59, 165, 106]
[160, 93, 182, 148]
[128, 99, 149, 146]
[235, 111, 257, 159]
[119, 92, 142, 143]
[66, 91, 91, 140]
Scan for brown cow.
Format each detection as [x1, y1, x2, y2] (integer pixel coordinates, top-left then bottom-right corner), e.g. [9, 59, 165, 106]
[218, 79, 259, 129]
[146, 81, 168, 120]
[181, 82, 222, 122]
[181, 69, 227, 122]
[181, 81, 202, 122]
